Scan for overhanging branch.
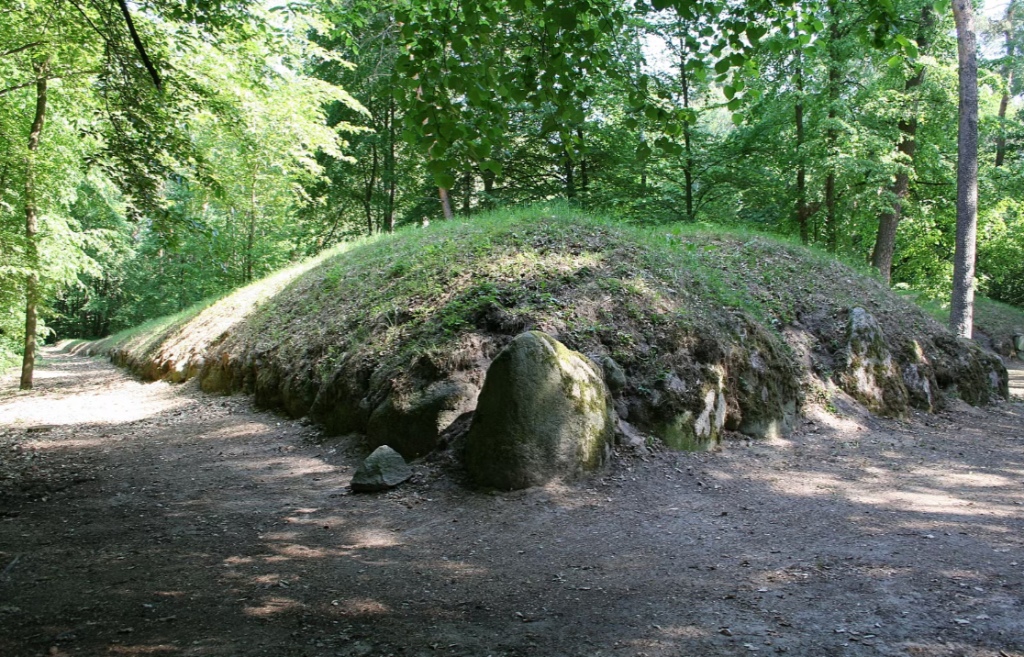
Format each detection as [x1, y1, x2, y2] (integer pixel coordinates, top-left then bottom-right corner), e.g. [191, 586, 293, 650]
[115, 0, 161, 91]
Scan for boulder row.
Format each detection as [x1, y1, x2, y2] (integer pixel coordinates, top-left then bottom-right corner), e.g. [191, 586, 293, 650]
[465, 331, 614, 490]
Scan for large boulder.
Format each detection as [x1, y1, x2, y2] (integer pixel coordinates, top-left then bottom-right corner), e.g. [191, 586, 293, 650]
[350, 445, 413, 492]
[837, 308, 909, 417]
[465, 331, 614, 490]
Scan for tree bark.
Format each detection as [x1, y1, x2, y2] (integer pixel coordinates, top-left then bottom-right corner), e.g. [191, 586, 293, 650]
[795, 49, 808, 243]
[462, 170, 472, 215]
[439, 187, 453, 219]
[245, 166, 258, 284]
[385, 98, 396, 233]
[116, 0, 162, 90]
[563, 149, 576, 200]
[871, 6, 934, 284]
[680, 39, 694, 222]
[996, 1, 1016, 168]
[20, 57, 49, 391]
[364, 141, 378, 236]
[482, 169, 495, 208]
[950, 0, 980, 338]
[824, 18, 840, 253]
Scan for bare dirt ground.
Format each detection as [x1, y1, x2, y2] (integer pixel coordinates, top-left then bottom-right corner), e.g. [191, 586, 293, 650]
[2, 349, 1024, 657]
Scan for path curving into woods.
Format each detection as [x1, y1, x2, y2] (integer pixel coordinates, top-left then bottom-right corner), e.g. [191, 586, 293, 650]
[1, 349, 1024, 657]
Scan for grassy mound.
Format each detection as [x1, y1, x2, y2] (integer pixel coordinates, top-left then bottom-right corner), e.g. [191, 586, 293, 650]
[901, 293, 1024, 359]
[73, 206, 1009, 456]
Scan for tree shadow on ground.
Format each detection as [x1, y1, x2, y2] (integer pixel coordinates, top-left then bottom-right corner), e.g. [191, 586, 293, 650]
[1, 352, 1023, 657]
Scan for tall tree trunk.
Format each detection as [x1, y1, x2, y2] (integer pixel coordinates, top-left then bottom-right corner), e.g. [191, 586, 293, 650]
[871, 6, 934, 284]
[385, 98, 397, 233]
[364, 142, 378, 236]
[462, 170, 472, 215]
[950, 0, 980, 338]
[824, 19, 840, 253]
[680, 39, 695, 222]
[563, 149, 576, 200]
[795, 49, 809, 243]
[996, 1, 1016, 168]
[20, 57, 49, 391]
[438, 187, 453, 219]
[245, 165, 259, 285]
[576, 126, 588, 198]
[482, 169, 495, 208]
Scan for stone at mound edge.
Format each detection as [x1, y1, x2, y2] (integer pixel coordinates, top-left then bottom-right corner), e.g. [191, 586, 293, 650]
[838, 307, 909, 417]
[465, 331, 614, 490]
[350, 445, 412, 492]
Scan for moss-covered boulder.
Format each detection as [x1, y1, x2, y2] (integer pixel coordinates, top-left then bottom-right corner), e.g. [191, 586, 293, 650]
[465, 331, 613, 489]
[837, 308, 909, 417]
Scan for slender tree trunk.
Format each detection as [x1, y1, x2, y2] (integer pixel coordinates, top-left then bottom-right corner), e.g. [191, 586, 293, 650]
[576, 127, 588, 199]
[245, 168, 258, 284]
[795, 51, 809, 243]
[439, 187, 453, 219]
[871, 6, 934, 284]
[364, 142, 378, 236]
[462, 170, 472, 215]
[996, 72, 1012, 167]
[680, 39, 695, 222]
[824, 20, 840, 253]
[564, 149, 576, 200]
[20, 57, 49, 391]
[996, 1, 1016, 168]
[950, 0, 980, 338]
[482, 169, 495, 208]
[385, 98, 397, 233]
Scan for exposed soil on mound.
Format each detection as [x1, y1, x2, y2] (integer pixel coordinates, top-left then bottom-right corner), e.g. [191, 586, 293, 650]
[2, 349, 1024, 657]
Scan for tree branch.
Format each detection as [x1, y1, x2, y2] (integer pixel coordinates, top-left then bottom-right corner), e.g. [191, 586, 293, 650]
[0, 80, 35, 97]
[0, 69, 102, 97]
[115, 0, 161, 90]
[0, 41, 48, 58]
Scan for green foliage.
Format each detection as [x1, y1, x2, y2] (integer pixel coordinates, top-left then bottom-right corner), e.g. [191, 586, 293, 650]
[2, 0, 1023, 361]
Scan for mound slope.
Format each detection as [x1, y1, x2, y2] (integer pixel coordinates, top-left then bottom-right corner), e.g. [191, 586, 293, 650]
[73, 208, 1009, 460]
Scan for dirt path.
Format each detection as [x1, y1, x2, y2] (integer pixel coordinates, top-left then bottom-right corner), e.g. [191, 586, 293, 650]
[2, 350, 1024, 657]
[1009, 360, 1024, 400]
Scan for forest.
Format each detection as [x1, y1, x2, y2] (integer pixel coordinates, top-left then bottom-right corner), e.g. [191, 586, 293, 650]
[1, 0, 1022, 382]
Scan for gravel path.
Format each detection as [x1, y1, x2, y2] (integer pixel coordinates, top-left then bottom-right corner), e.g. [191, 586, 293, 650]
[1, 349, 1024, 657]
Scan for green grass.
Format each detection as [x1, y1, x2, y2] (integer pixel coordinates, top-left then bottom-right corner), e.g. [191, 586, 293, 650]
[78, 203, 951, 404]
[898, 289, 1024, 354]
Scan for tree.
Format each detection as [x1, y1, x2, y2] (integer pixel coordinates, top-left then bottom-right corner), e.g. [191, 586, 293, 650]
[949, 0, 979, 338]
[871, 5, 934, 285]
[19, 56, 48, 389]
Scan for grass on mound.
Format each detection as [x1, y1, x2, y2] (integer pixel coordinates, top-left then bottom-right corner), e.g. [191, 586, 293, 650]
[900, 290, 1024, 352]
[85, 204, 950, 399]
[216, 204, 942, 389]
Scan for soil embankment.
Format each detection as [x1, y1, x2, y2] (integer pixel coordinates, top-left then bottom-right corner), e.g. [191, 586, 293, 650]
[2, 349, 1023, 656]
